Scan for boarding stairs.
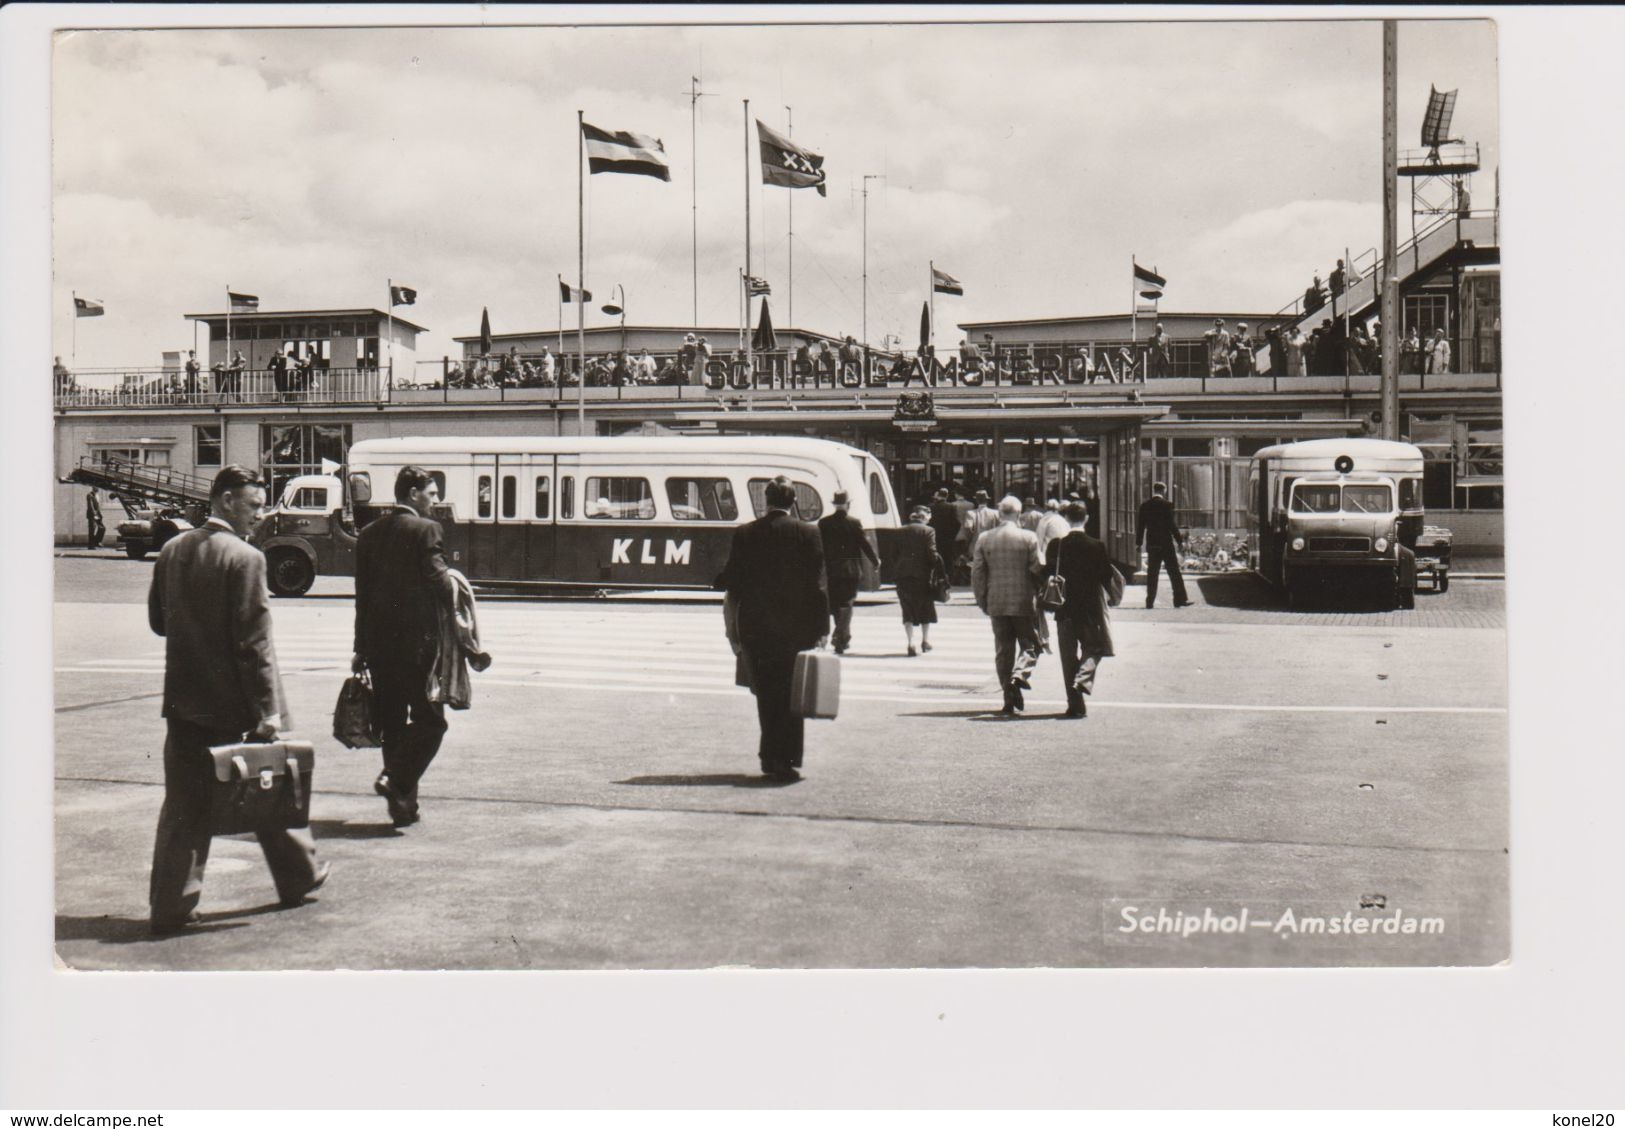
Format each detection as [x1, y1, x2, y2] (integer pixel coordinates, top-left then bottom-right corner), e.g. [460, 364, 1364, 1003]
[1278, 211, 1499, 338]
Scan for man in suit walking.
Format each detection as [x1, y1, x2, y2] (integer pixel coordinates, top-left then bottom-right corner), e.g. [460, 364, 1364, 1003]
[1046, 502, 1123, 718]
[147, 465, 328, 934]
[1138, 481, 1192, 609]
[817, 490, 880, 655]
[352, 465, 455, 826]
[717, 476, 829, 780]
[972, 496, 1045, 715]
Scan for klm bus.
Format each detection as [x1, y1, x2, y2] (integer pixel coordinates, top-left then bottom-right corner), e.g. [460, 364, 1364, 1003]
[251, 435, 901, 596]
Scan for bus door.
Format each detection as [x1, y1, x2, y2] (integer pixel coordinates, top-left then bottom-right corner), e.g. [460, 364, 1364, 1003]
[469, 454, 528, 581]
[526, 456, 558, 581]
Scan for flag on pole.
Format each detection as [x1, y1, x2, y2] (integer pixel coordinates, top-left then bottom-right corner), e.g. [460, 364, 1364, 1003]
[390, 285, 417, 307]
[479, 307, 492, 354]
[931, 267, 963, 296]
[228, 291, 259, 312]
[752, 300, 778, 351]
[581, 122, 672, 181]
[756, 119, 827, 197]
[744, 275, 771, 297]
[1133, 263, 1166, 300]
[73, 297, 105, 317]
[559, 280, 593, 303]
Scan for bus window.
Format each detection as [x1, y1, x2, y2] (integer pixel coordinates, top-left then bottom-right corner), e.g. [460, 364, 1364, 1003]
[561, 476, 574, 519]
[584, 476, 655, 520]
[429, 471, 446, 498]
[869, 471, 890, 515]
[666, 477, 739, 521]
[1342, 484, 1392, 514]
[747, 478, 825, 520]
[534, 475, 551, 519]
[501, 475, 517, 518]
[1291, 484, 1339, 514]
[1398, 478, 1422, 511]
[477, 475, 492, 518]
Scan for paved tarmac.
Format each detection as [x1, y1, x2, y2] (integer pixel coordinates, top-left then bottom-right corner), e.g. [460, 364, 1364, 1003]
[51, 551, 1509, 969]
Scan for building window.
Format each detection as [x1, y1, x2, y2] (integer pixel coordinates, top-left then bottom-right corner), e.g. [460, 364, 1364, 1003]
[93, 445, 170, 467]
[194, 424, 223, 467]
[259, 422, 351, 502]
[666, 477, 739, 521]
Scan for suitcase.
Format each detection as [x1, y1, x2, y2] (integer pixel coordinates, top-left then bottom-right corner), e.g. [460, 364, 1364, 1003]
[789, 650, 841, 720]
[207, 740, 315, 835]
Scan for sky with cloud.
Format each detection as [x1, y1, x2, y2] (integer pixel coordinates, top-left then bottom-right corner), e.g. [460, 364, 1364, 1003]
[51, 17, 1498, 371]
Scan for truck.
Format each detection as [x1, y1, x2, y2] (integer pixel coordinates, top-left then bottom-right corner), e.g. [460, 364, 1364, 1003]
[249, 474, 356, 596]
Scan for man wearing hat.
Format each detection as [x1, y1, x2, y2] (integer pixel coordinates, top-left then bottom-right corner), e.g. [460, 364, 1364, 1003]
[1230, 322, 1255, 377]
[963, 489, 1001, 556]
[818, 491, 881, 654]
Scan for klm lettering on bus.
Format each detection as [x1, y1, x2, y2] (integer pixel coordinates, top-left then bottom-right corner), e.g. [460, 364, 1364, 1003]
[610, 537, 692, 566]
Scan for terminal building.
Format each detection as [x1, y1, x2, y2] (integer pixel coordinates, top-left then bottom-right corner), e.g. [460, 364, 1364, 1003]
[52, 211, 1503, 564]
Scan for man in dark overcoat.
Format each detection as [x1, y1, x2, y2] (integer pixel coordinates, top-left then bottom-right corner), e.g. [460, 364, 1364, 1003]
[717, 476, 829, 780]
[352, 465, 455, 826]
[817, 490, 880, 654]
[1045, 502, 1123, 718]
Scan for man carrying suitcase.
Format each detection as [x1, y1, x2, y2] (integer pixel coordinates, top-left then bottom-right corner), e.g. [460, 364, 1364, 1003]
[146, 465, 328, 935]
[717, 476, 829, 781]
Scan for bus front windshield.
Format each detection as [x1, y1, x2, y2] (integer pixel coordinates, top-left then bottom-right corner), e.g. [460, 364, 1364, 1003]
[1291, 483, 1394, 514]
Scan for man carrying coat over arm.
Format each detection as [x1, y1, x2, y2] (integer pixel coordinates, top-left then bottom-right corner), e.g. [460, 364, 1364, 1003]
[817, 490, 880, 655]
[352, 465, 457, 827]
[716, 475, 829, 781]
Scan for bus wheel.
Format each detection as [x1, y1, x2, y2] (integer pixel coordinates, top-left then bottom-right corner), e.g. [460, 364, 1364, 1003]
[1396, 581, 1415, 610]
[266, 548, 315, 597]
[124, 542, 147, 561]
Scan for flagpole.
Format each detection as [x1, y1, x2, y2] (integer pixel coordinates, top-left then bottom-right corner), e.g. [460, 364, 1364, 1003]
[387, 278, 395, 392]
[577, 110, 586, 431]
[1130, 258, 1138, 351]
[786, 105, 793, 341]
[71, 290, 77, 367]
[691, 77, 701, 330]
[557, 275, 563, 357]
[225, 284, 232, 371]
[929, 263, 942, 355]
[743, 98, 752, 370]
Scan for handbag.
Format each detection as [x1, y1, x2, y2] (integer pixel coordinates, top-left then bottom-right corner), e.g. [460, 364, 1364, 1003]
[1039, 546, 1068, 612]
[333, 668, 381, 748]
[931, 555, 952, 604]
[207, 739, 315, 835]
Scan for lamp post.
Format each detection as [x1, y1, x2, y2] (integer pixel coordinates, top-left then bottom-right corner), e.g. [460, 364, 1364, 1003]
[601, 284, 627, 357]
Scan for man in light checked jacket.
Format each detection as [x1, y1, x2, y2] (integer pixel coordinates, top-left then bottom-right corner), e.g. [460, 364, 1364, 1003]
[971, 495, 1046, 715]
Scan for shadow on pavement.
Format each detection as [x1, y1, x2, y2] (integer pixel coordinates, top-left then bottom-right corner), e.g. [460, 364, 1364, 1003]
[55, 911, 259, 945]
[309, 818, 402, 840]
[615, 773, 800, 789]
[1192, 571, 1418, 613]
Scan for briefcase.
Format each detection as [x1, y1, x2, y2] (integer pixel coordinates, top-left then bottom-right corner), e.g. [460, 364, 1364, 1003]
[789, 650, 840, 720]
[207, 740, 315, 835]
[332, 670, 381, 749]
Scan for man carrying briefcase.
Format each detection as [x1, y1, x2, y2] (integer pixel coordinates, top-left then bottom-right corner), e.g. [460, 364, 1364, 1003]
[146, 465, 329, 935]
